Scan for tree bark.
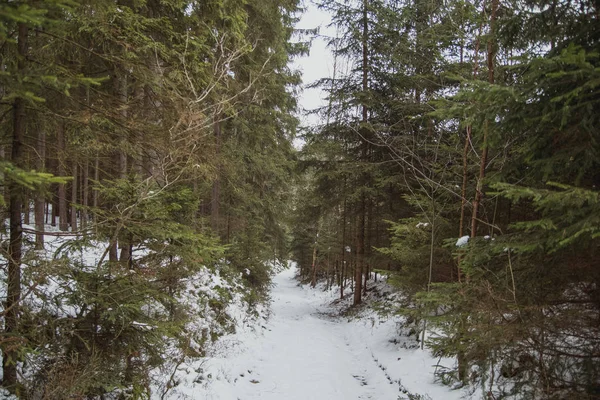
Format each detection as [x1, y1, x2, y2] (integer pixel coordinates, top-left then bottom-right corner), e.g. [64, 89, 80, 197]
[457, 0, 484, 279]
[82, 160, 89, 230]
[117, 72, 130, 263]
[57, 121, 68, 231]
[340, 197, 346, 300]
[457, 125, 471, 282]
[4, 22, 28, 394]
[93, 155, 99, 209]
[23, 198, 29, 225]
[311, 239, 318, 288]
[34, 128, 46, 248]
[354, 196, 365, 306]
[354, 0, 369, 307]
[71, 160, 78, 232]
[470, 0, 496, 238]
[364, 198, 373, 296]
[211, 117, 221, 234]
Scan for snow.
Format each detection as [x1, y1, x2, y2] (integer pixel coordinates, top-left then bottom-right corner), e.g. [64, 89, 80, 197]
[167, 267, 467, 400]
[455, 235, 469, 247]
[2, 211, 470, 399]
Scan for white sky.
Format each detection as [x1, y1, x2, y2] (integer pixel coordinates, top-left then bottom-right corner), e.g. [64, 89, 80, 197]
[291, 1, 335, 130]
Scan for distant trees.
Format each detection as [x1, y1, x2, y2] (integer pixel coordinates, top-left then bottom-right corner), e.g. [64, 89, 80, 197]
[1, 0, 301, 396]
[291, 0, 600, 397]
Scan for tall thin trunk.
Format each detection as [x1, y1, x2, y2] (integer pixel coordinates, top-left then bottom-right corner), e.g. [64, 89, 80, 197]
[458, 0, 495, 384]
[57, 121, 68, 231]
[4, 22, 28, 393]
[354, 196, 365, 306]
[457, 2, 484, 279]
[23, 198, 29, 225]
[118, 74, 128, 178]
[470, 0, 497, 238]
[421, 194, 436, 349]
[93, 156, 99, 209]
[457, 125, 470, 282]
[35, 129, 46, 248]
[82, 160, 89, 230]
[71, 160, 78, 232]
[23, 149, 31, 225]
[364, 198, 373, 296]
[340, 197, 346, 299]
[117, 72, 130, 263]
[211, 117, 221, 234]
[51, 196, 56, 226]
[311, 239, 318, 288]
[354, 0, 369, 307]
[81, 88, 90, 230]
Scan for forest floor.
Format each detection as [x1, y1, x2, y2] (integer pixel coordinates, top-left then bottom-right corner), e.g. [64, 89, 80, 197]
[179, 267, 470, 400]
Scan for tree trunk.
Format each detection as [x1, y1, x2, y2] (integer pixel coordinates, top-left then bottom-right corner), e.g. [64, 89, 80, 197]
[364, 198, 373, 296]
[457, 125, 471, 282]
[82, 160, 89, 230]
[311, 230, 318, 287]
[71, 160, 78, 232]
[354, 196, 365, 306]
[93, 156, 99, 208]
[340, 197, 346, 300]
[459, 0, 496, 384]
[23, 198, 29, 225]
[117, 72, 130, 263]
[470, 0, 496, 238]
[51, 196, 56, 226]
[3, 22, 28, 394]
[57, 121, 68, 231]
[211, 117, 221, 234]
[354, 0, 369, 307]
[457, 0, 484, 279]
[421, 195, 436, 349]
[35, 128, 46, 248]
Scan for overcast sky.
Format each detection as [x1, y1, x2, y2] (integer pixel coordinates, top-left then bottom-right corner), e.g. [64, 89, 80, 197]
[291, 1, 335, 130]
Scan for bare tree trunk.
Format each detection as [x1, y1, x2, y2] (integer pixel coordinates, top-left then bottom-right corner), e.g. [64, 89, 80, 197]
[57, 121, 68, 231]
[51, 196, 56, 226]
[117, 72, 130, 263]
[71, 160, 78, 232]
[4, 22, 27, 394]
[354, 197, 365, 306]
[82, 160, 89, 230]
[458, 5, 484, 250]
[470, 0, 496, 238]
[457, 126, 471, 282]
[354, 0, 369, 307]
[211, 117, 221, 234]
[421, 194, 436, 349]
[93, 156, 99, 209]
[364, 199, 373, 296]
[118, 75, 128, 178]
[459, 0, 496, 384]
[23, 148, 31, 226]
[35, 128, 46, 248]
[311, 231, 318, 287]
[23, 198, 29, 225]
[340, 197, 346, 299]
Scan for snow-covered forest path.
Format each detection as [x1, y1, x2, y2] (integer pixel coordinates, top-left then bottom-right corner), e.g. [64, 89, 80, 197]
[187, 267, 465, 400]
[216, 268, 398, 400]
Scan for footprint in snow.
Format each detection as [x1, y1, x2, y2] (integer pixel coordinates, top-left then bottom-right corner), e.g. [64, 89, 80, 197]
[352, 374, 368, 386]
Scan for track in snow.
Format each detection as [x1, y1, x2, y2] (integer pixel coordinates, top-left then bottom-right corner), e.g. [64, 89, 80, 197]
[196, 268, 401, 400]
[189, 267, 465, 400]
